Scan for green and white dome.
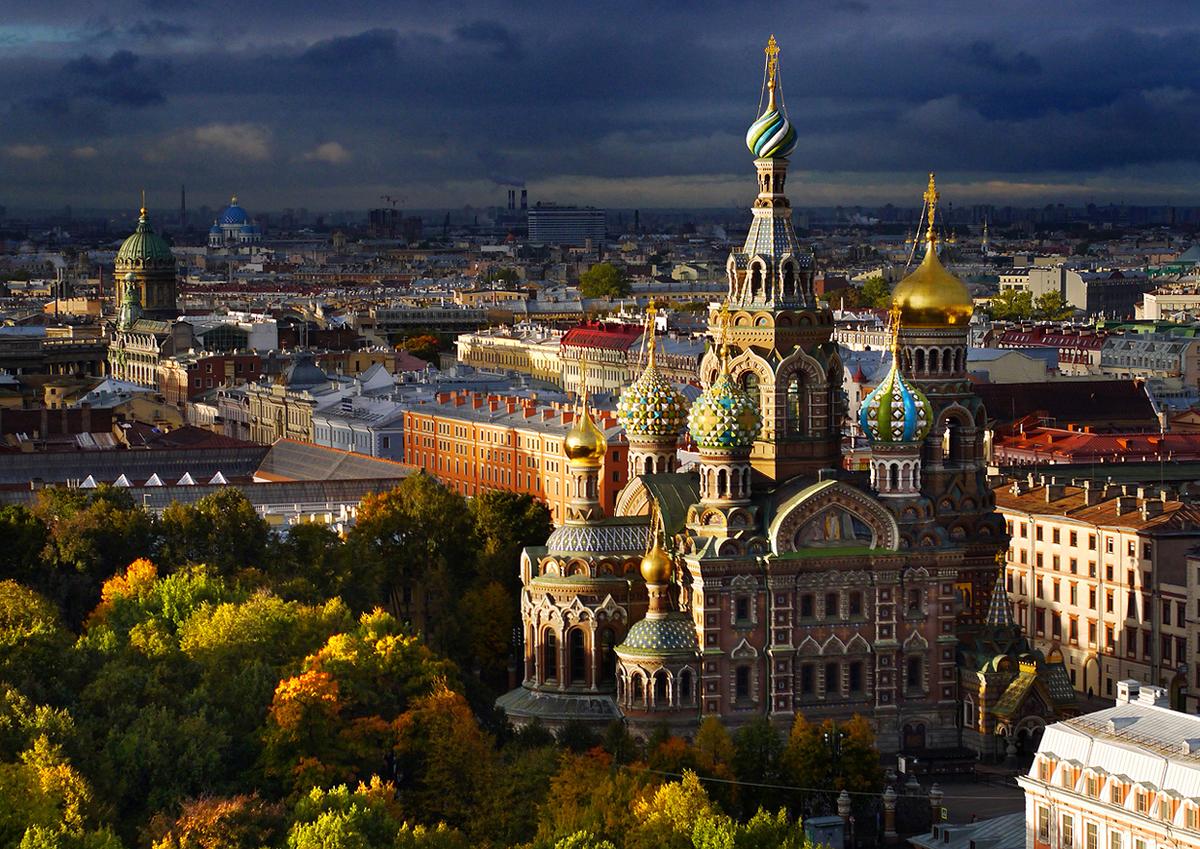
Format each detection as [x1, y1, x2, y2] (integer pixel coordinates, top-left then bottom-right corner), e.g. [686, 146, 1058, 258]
[617, 341, 688, 440]
[687, 367, 761, 451]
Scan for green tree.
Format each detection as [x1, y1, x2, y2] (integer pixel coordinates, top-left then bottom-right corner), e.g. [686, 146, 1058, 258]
[0, 506, 49, 587]
[1034, 290, 1074, 321]
[287, 779, 403, 849]
[732, 718, 786, 817]
[989, 288, 1033, 320]
[158, 490, 270, 577]
[264, 523, 355, 603]
[347, 475, 477, 652]
[0, 582, 73, 702]
[484, 268, 520, 287]
[470, 491, 552, 591]
[860, 275, 893, 309]
[578, 264, 631, 300]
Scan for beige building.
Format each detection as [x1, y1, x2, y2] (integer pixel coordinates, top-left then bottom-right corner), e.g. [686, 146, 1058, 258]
[454, 325, 563, 383]
[1020, 684, 1200, 849]
[1136, 282, 1200, 320]
[996, 477, 1199, 706]
[245, 354, 340, 444]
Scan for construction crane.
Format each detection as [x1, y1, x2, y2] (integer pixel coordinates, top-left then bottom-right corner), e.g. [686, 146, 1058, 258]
[380, 194, 405, 208]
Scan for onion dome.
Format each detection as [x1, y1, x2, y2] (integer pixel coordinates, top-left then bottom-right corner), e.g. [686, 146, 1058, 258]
[859, 357, 932, 444]
[892, 173, 973, 328]
[687, 358, 761, 450]
[617, 334, 688, 440]
[116, 206, 174, 268]
[219, 197, 249, 226]
[619, 616, 698, 656]
[640, 539, 672, 584]
[564, 407, 607, 467]
[209, 221, 221, 235]
[745, 35, 797, 159]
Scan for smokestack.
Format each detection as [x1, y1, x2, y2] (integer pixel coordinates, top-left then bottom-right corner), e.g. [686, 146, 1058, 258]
[520, 189, 527, 210]
[508, 190, 515, 211]
[180, 183, 186, 229]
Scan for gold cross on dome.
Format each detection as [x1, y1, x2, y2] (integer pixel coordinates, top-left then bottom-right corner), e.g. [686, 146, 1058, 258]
[924, 172, 939, 243]
[765, 34, 779, 89]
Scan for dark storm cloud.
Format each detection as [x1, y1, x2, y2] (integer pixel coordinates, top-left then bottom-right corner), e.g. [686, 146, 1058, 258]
[454, 20, 523, 61]
[64, 50, 168, 107]
[0, 0, 1198, 208]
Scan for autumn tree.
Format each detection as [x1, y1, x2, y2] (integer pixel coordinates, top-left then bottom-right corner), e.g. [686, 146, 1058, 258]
[400, 334, 442, 365]
[149, 794, 285, 849]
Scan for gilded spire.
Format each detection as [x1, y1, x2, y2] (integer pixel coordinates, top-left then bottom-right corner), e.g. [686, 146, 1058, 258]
[888, 300, 902, 357]
[645, 302, 658, 368]
[564, 356, 607, 466]
[765, 34, 779, 110]
[139, 189, 147, 220]
[716, 303, 732, 373]
[923, 172, 939, 246]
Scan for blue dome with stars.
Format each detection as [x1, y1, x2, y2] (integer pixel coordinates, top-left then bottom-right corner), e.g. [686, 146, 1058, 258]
[218, 197, 249, 226]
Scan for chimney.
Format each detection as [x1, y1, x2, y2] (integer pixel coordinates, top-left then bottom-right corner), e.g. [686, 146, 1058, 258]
[1082, 481, 1099, 506]
[1045, 477, 1066, 502]
[1137, 684, 1170, 708]
[1115, 679, 1139, 705]
[1140, 499, 1163, 520]
[1116, 495, 1137, 515]
[472, 396, 484, 409]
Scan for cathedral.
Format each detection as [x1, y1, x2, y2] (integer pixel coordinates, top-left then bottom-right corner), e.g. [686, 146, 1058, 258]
[496, 37, 1074, 759]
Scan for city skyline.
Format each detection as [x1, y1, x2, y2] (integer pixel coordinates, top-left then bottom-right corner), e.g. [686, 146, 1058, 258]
[1, 1, 1199, 211]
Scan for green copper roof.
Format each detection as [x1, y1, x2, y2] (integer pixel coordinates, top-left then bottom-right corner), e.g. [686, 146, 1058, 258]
[116, 211, 175, 267]
[617, 614, 698, 656]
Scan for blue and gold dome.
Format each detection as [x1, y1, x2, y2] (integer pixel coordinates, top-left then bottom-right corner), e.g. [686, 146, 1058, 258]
[617, 335, 688, 440]
[745, 35, 797, 160]
[687, 361, 761, 450]
[219, 196, 249, 226]
[860, 308, 933, 444]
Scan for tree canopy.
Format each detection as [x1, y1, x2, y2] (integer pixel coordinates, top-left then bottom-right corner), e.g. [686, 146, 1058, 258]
[578, 264, 631, 300]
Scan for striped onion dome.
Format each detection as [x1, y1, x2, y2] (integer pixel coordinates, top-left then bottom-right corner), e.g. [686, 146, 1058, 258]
[859, 356, 932, 444]
[746, 106, 797, 159]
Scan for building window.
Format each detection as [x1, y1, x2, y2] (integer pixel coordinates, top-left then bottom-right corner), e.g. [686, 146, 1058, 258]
[849, 591, 863, 617]
[1086, 822, 1098, 849]
[824, 662, 839, 695]
[906, 656, 922, 691]
[1037, 806, 1050, 842]
[800, 664, 814, 695]
[848, 661, 863, 694]
[1089, 534, 1097, 550]
[800, 594, 814, 618]
[735, 666, 751, 701]
[1062, 816, 1074, 848]
[1111, 784, 1124, 805]
[735, 596, 750, 623]
[1036, 525, 1044, 541]
[825, 592, 839, 619]
[1070, 531, 1078, 547]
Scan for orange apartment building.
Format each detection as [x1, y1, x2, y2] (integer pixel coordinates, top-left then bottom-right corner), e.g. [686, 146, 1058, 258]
[402, 390, 628, 522]
[1020, 681, 1200, 849]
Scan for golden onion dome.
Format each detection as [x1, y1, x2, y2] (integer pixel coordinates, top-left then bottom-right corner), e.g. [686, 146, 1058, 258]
[892, 240, 974, 328]
[640, 541, 672, 584]
[564, 408, 607, 467]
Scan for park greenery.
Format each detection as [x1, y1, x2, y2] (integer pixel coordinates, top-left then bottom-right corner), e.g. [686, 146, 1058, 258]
[577, 263, 632, 300]
[0, 475, 885, 848]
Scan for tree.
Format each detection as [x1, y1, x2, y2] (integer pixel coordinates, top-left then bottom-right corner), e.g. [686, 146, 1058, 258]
[0, 506, 48, 588]
[860, 275, 893, 309]
[400, 335, 442, 365]
[287, 779, 403, 849]
[158, 490, 270, 577]
[989, 288, 1033, 320]
[732, 718, 786, 817]
[484, 268, 520, 287]
[470, 491, 551, 592]
[347, 475, 477, 651]
[578, 264, 631, 300]
[0, 582, 73, 702]
[149, 794, 285, 849]
[264, 523, 355, 603]
[1034, 290, 1074, 321]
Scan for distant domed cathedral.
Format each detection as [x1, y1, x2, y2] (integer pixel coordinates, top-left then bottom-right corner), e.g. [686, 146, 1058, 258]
[497, 37, 1075, 759]
[208, 196, 262, 249]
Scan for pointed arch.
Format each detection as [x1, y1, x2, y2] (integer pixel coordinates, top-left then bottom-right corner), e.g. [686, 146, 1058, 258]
[768, 479, 901, 553]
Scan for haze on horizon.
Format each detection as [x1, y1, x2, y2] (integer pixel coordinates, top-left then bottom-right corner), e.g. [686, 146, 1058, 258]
[1, 0, 1199, 214]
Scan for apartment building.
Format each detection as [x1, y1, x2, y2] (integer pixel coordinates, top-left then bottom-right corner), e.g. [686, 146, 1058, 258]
[1019, 682, 1200, 849]
[402, 390, 628, 522]
[995, 477, 1200, 706]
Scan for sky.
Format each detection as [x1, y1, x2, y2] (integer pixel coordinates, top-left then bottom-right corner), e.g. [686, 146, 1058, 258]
[1, 0, 1199, 214]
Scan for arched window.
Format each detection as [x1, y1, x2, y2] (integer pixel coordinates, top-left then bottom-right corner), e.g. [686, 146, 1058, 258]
[929, 348, 940, 373]
[915, 348, 925, 372]
[543, 631, 558, 682]
[750, 265, 764, 300]
[787, 374, 803, 435]
[654, 670, 669, 705]
[782, 263, 796, 299]
[631, 673, 644, 704]
[717, 468, 728, 498]
[599, 628, 616, 684]
[568, 628, 586, 685]
[888, 463, 899, 490]
[680, 669, 693, 704]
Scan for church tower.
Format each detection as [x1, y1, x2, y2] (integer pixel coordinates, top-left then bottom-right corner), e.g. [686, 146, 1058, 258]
[892, 174, 1007, 619]
[114, 199, 177, 320]
[616, 304, 688, 478]
[707, 35, 844, 484]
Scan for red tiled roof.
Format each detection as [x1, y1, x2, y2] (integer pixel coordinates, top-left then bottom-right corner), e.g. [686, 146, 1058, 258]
[560, 321, 643, 352]
[994, 426, 1200, 463]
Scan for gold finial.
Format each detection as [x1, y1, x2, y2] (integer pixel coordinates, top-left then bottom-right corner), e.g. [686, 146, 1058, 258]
[645, 302, 658, 367]
[888, 300, 902, 356]
[765, 34, 780, 109]
[995, 548, 1006, 568]
[140, 189, 146, 219]
[716, 303, 732, 371]
[923, 172, 939, 246]
[231, 195, 238, 205]
[578, 356, 589, 409]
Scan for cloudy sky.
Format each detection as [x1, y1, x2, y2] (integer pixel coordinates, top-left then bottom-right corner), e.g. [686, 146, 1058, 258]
[1, 0, 1199, 213]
